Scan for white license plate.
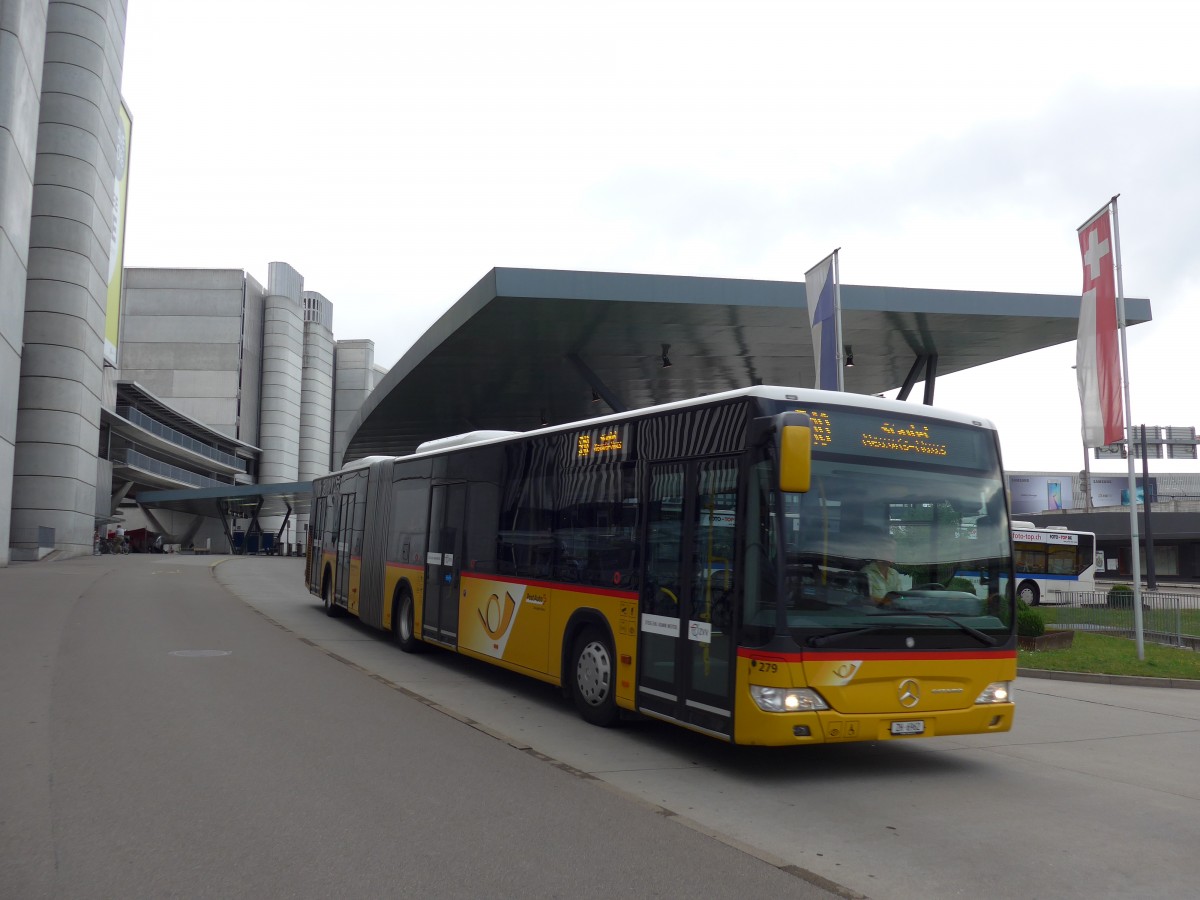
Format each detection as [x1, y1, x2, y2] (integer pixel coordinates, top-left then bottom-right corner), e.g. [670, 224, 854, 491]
[891, 720, 925, 735]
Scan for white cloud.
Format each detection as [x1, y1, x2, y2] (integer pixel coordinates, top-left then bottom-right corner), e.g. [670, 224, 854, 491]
[119, 0, 1200, 474]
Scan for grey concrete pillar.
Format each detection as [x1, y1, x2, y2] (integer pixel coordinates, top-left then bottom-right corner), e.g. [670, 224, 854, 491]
[299, 292, 334, 480]
[332, 339, 376, 469]
[259, 261, 304, 486]
[11, 0, 128, 560]
[1, 1, 49, 565]
[296, 291, 333, 549]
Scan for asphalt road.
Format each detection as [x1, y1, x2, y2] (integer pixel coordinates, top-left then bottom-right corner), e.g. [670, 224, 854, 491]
[1, 554, 836, 899]
[6, 554, 1200, 899]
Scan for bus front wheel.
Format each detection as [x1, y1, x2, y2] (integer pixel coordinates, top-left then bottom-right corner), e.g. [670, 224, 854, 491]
[1018, 580, 1041, 606]
[570, 627, 619, 727]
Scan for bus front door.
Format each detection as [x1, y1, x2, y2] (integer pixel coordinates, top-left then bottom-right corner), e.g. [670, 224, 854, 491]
[423, 482, 467, 646]
[638, 459, 737, 740]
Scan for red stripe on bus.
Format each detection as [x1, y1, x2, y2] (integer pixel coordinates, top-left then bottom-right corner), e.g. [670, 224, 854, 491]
[385, 562, 423, 571]
[738, 648, 1016, 662]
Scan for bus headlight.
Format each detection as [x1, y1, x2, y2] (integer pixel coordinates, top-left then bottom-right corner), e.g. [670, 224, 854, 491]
[750, 685, 829, 713]
[975, 681, 1011, 704]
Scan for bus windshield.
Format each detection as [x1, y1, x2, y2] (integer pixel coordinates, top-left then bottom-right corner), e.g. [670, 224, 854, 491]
[743, 428, 1014, 650]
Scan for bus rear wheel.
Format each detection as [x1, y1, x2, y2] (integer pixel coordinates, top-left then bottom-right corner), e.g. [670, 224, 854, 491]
[1018, 580, 1041, 606]
[393, 588, 422, 653]
[570, 627, 618, 727]
[322, 573, 341, 617]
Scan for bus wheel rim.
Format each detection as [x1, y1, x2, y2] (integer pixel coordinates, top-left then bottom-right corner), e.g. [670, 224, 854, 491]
[576, 641, 611, 706]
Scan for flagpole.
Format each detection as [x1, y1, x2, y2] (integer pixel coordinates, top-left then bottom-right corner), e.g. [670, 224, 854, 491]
[832, 248, 844, 391]
[1111, 194, 1146, 660]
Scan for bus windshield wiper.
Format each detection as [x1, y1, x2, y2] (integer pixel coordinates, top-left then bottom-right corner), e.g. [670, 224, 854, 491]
[868, 611, 999, 647]
[920, 612, 999, 646]
[807, 623, 908, 648]
[809, 614, 1000, 648]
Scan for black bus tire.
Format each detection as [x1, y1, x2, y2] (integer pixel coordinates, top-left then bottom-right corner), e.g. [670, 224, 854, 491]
[393, 588, 423, 653]
[570, 626, 619, 727]
[1018, 580, 1041, 607]
[322, 572, 340, 617]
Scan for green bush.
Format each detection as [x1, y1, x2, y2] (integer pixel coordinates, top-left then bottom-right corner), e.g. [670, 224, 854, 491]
[1017, 604, 1045, 637]
[946, 576, 977, 594]
[1107, 584, 1134, 608]
[1004, 594, 1035, 628]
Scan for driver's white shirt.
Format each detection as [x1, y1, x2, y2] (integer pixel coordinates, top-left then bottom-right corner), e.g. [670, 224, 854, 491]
[862, 562, 904, 599]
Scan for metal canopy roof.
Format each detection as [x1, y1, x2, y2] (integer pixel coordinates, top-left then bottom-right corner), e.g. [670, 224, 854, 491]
[345, 267, 1152, 462]
[136, 482, 312, 520]
[135, 482, 312, 552]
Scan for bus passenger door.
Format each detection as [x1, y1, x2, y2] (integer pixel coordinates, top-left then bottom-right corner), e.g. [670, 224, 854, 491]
[307, 495, 326, 589]
[423, 482, 467, 646]
[638, 459, 737, 739]
[335, 493, 354, 605]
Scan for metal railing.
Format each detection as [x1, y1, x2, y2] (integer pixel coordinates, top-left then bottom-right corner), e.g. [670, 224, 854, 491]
[117, 406, 245, 471]
[112, 449, 225, 489]
[1044, 589, 1200, 650]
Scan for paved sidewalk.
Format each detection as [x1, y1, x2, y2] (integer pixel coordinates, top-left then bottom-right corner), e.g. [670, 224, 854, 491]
[1017, 665, 1200, 689]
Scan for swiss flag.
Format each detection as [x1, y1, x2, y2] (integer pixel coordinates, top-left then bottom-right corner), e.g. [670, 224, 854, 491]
[1076, 209, 1123, 448]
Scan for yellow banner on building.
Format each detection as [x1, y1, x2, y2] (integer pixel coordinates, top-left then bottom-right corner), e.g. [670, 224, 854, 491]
[104, 100, 132, 366]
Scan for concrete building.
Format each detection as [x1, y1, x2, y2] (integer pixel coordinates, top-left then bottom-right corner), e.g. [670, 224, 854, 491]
[2, 2, 384, 564]
[109, 263, 374, 554]
[2, 0, 132, 565]
[332, 339, 387, 470]
[101, 380, 259, 552]
[120, 268, 265, 445]
[260, 262, 305, 487]
[299, 291, 334, 483]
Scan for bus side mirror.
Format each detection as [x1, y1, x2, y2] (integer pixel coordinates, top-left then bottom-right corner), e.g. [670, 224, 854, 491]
[778, 418, 812, 494]
[749, 412, 812, 493]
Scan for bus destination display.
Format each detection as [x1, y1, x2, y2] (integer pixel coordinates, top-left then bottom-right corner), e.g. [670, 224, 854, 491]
[785, 406, 988, 468]
[573, 424, 630, 463]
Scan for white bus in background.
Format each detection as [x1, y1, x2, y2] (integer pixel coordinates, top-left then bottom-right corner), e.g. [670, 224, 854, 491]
[1011, 522, 1099, 605]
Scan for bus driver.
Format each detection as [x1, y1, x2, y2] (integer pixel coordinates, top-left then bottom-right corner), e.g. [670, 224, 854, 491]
[861, 530, 904, 605]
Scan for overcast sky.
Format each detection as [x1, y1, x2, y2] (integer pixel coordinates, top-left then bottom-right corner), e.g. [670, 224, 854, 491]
[119, 0, 1200, 474]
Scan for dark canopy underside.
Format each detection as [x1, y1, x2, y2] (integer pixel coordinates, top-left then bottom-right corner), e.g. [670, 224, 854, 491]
[345, 268, 1151, 463]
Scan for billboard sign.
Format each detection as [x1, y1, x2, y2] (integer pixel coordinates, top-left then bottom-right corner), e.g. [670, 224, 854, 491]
[104, 99, 132, 366]
[1008, 476, 1075, 515]
[1165, 427, 1197, 460]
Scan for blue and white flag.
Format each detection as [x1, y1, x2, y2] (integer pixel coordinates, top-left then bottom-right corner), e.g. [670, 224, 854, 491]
[805, 251, 841, 391]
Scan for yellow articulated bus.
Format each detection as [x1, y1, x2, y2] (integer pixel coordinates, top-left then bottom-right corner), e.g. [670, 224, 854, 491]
[305, 386, 1017, 746]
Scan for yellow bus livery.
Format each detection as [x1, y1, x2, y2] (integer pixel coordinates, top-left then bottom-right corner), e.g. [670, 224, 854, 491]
[305, 386, 1017, 746]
